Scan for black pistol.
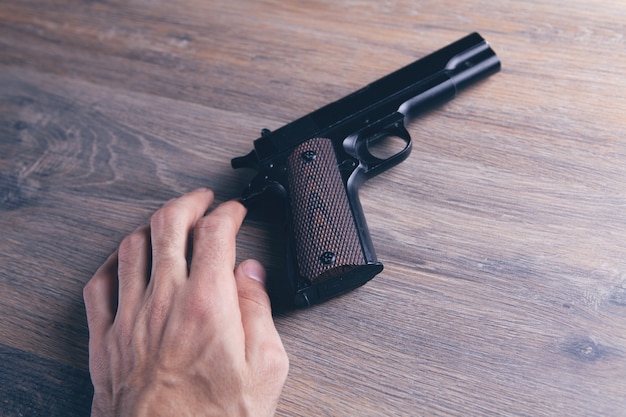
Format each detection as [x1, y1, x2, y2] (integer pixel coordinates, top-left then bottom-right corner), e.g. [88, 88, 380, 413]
[232, 32, 500, 308]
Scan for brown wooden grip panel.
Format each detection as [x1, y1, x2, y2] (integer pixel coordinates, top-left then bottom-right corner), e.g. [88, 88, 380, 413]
[287, 137, 366, 284]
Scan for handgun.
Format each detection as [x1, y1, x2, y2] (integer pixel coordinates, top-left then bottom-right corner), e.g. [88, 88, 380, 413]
[232, 32, 500, 308]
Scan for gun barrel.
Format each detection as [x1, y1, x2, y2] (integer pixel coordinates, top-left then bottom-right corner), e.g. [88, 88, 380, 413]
[397, 32, 500, 120]
[447, 36, 501, 92]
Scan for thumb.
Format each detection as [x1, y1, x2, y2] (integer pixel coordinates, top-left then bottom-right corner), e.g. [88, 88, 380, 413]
[235, 260, 289, 412]
[234, 259, 276, 342]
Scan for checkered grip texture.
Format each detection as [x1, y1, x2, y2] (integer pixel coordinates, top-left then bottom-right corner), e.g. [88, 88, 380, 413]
[287, 137, 365, 283]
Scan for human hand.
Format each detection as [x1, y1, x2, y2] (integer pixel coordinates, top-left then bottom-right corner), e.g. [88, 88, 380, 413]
[83, 188, 288, 417]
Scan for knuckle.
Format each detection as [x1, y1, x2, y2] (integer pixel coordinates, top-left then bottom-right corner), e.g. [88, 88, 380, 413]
[143, 291, 172, 329]
[260, 339, 290, 377]
[196, 200, 245, 234]
[118, 229, 147, 258]
[182, 290, 210, 317]
[83, 273, 108, 303]
[182, 287, 222, 321]
[149, 298, 169, 324]
[117, 230, 150, 292]
[150, 204, 183, 236]
[82, 282, 96, 307]
[194, 212, 235, 235]
[111, 310, 135, 343]
[150, 205, 187, 261]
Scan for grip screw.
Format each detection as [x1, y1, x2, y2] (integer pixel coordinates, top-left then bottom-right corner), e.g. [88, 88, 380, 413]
[320, 251, 336, 265]
[301, 150, 317, 162]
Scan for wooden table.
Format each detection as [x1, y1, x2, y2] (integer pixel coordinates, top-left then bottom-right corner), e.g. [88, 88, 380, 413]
[2, 1, 625, 415]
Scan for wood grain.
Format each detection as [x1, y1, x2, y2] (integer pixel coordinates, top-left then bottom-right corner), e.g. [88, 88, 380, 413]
[1, 0, 626, 416]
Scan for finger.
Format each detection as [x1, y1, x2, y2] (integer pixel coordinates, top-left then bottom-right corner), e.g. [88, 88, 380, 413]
[189, 200, 247, 310]
[234, 260, 283, 355]
[116, 224, 150, 321]
[149, 188, 214, 288]
[83, 252, 119, 340]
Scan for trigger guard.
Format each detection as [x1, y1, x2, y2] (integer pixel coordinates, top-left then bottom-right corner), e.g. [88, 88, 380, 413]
[353, 123, 412, 177]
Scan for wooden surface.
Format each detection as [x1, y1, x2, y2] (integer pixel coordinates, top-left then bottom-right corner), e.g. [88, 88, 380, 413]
[1, 1, 626, 416]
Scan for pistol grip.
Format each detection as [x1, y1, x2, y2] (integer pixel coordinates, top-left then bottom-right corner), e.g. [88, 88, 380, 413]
[286, 137, 382, 306]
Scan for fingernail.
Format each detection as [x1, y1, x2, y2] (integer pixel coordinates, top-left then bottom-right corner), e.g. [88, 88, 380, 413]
[242, 260, 267, 285]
